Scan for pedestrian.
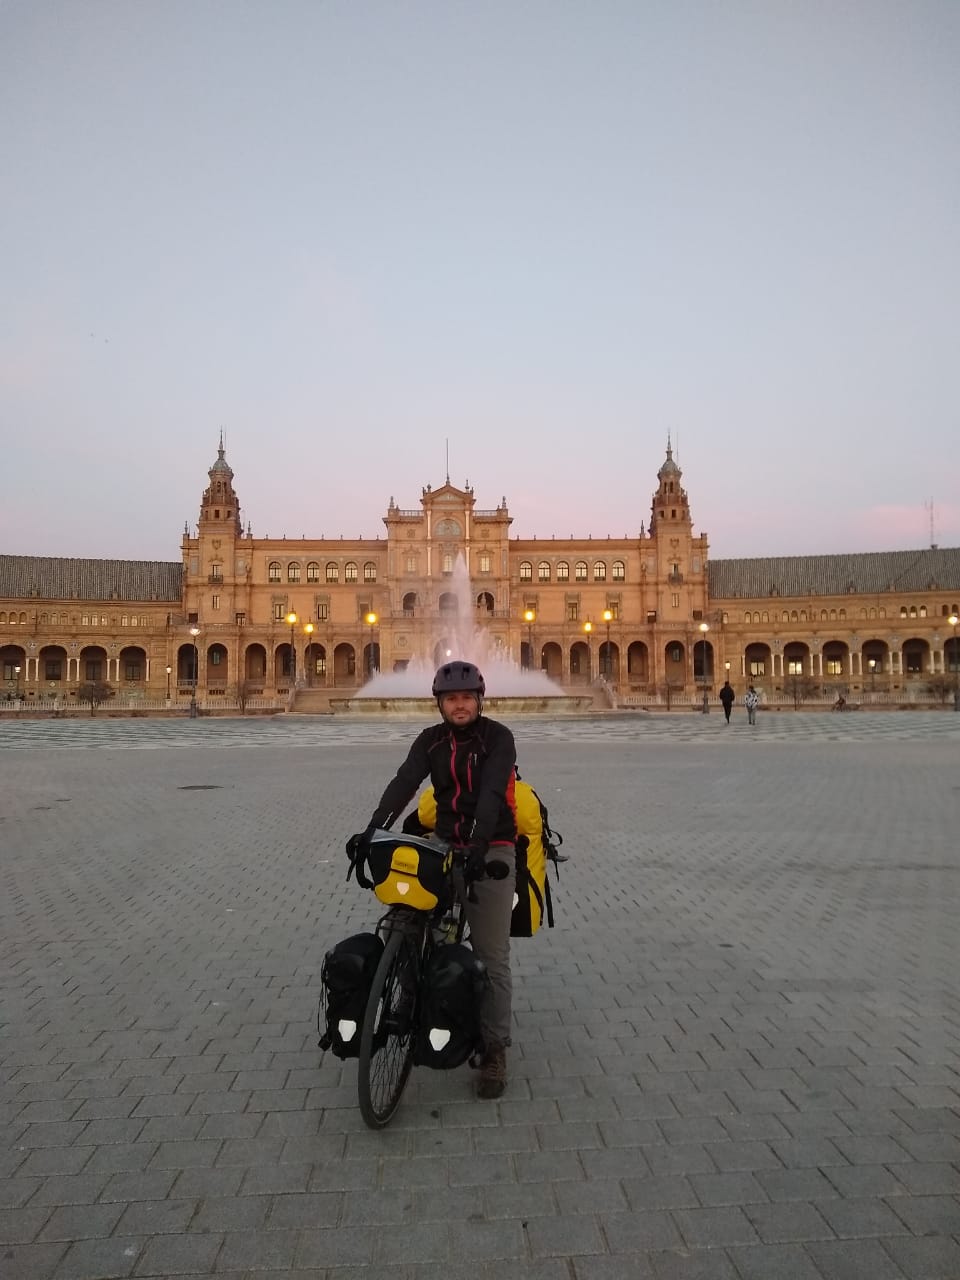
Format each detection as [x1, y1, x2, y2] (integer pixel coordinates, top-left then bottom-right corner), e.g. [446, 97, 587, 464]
[718, 680, 735, 724]
[744, 684, 760, 725]
[347, 660, 517, 1099]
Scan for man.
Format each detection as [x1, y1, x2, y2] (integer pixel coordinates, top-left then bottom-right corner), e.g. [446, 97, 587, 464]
[744, 684, 760, 725]
[351, 660, 517, 1099]
[718, 680, 735, 724]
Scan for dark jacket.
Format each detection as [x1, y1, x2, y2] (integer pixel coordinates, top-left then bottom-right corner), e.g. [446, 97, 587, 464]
[719, 684, 735, 708]
[369, 716, 517, 849]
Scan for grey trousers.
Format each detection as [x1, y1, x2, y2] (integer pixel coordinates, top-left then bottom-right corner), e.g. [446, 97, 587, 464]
[464, 851, 515, 1049]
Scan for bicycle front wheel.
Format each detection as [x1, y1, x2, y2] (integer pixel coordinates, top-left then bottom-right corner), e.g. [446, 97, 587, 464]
[358, 926, 420, 1129]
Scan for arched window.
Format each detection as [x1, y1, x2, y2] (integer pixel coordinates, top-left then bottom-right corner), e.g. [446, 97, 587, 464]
[612, 561, 625, 581]
[268, 561, 281, 583]
[326, 562, 339, 583]
[538, 562, 550, 582]
[402, 592, 418, 613]
[593, 561, 606, 581]
[919, 605, 927, 618]
[557, 561, 569, 582]
[519, 561, 533, 581]
[307, 562, 320, 583]
[288, 562, 301, 583]
[442, 553, 454, 574]
[363, 562, 377, 582]
[575, 561, 588, 582]
[344, 562, 358, 583]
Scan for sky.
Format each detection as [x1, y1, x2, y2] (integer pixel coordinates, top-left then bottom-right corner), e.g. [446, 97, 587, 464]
[2, 0, 958, 563]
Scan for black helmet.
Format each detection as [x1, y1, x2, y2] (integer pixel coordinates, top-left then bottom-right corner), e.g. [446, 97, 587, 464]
[432, 660, 486, 698]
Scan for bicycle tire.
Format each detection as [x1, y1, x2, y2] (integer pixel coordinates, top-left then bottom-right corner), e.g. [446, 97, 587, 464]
[357, 926, 420, 1129]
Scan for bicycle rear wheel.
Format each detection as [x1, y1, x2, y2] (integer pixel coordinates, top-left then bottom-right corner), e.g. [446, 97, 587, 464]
[357, 926, 420, 1129]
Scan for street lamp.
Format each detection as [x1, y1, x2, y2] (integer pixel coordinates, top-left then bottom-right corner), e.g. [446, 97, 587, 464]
[285, 611, 298, 686]
[582, 619, 593, 682]
[165, 664, 172, 702]
[698, 621, 710, 712]
[523, 609, 536, 670]
[602, 609, 613, 679]
[868, 657, 877, 694]
[303, 622, 314, 685]
[949, 613, 959, 710]
[365, 612, 378, 678]
[189, 626, 200, 718]
[14, 664, 21, 701]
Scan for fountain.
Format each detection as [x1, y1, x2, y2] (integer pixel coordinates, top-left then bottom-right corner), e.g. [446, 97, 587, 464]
[330, 556, 595, 716]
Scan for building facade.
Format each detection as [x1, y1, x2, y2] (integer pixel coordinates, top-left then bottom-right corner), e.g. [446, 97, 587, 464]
[2, 442, 959, 708]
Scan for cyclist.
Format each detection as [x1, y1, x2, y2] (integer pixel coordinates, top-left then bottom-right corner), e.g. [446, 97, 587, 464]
[348, 660, 517, 1099]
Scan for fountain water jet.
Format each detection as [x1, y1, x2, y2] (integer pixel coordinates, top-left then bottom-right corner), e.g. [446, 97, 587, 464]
[334, 555, 593, 715]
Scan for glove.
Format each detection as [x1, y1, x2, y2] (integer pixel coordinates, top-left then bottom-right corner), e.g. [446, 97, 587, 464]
[345, 826, 375, 863]
[463, 842, 489, 883]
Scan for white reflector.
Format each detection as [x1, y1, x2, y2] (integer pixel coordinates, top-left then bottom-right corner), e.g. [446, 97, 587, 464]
[512, 893, 519, 909]
[337, 1019, 357, 1042]
[428, 1027, 452, 1051]
[396, 881, 410, 895]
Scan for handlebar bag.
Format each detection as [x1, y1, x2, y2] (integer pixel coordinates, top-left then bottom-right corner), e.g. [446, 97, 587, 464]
[366, 840, 451, 911]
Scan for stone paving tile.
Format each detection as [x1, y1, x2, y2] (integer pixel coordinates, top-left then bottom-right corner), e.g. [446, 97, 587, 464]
[4, 721, 960, 1280]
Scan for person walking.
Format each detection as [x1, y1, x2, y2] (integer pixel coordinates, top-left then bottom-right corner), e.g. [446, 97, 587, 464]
[718, 680, 735, 724]
[744, 684, 760, 725]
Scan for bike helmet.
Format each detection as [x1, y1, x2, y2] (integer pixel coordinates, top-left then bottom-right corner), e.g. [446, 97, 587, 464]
[432, 660, 486, 699]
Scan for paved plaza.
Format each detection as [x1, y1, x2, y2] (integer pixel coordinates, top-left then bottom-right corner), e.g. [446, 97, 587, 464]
[1, 713, 959, 1279]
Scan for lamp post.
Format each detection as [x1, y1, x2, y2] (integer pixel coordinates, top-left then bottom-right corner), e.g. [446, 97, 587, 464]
[14, 664, 21, 702]
[602, 608, 613, 679]
[868, 657, 877, 696]
[189, 626, 200, 718]
[285, 611, 298, 686]
[303, 622, 314, 685]
[365, 612, 378, 678]
[949, 613, 959, 710]
[165, 664, 172, 702]
[582, 619, 593, 682]
[523, 609, 536, 670]
[698, 621, 710, 712]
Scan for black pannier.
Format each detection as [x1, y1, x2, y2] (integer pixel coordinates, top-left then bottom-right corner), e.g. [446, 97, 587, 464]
[413, 943, 488, 1070]
[318, 932, 384, 1059]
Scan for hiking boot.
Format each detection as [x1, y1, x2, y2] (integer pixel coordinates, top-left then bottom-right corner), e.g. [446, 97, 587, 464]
[476, 1045, 507, 1099]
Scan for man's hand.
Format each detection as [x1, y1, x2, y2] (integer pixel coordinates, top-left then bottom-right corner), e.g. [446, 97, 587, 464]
[463, 842, 489, 883]
[345, 827, 375, 863]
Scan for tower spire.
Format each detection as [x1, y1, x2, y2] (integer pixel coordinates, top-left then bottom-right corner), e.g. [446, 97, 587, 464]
[198, 437, 242, 535]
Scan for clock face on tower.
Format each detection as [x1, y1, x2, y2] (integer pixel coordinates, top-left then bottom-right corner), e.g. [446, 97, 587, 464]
[435, 518, 461, 537]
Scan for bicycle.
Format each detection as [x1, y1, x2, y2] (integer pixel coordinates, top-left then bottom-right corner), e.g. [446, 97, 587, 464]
[348, 828, 509, 1129]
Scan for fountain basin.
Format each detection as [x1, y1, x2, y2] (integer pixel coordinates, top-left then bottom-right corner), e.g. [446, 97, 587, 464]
[329, 695, 595, 717]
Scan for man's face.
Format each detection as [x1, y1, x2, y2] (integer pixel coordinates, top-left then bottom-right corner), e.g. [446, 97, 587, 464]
[440, 690, 479, 726]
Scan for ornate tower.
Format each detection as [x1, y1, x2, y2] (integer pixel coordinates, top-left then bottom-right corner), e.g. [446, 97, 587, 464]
[649, 440, 692, 533]
[182, 435, 246, 624]
[647, 438, 710, 635]
[199, 435, 242, 536]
